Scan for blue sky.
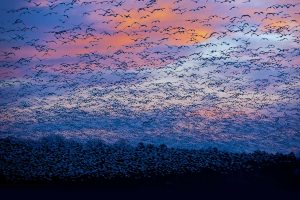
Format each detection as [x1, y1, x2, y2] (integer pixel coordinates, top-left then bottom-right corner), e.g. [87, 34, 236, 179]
[0, 0, 299, 153]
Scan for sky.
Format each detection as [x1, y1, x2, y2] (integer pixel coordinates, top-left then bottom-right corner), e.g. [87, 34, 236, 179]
[0, 0, 299, 153]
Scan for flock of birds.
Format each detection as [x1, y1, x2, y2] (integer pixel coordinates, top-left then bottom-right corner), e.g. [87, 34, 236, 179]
[0, 0, 299, 153]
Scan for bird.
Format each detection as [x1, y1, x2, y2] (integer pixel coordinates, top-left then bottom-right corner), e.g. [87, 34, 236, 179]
[0, 0, 298, 153]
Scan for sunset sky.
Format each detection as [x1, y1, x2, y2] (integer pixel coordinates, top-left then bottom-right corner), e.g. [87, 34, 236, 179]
[0, 0, 299, 153]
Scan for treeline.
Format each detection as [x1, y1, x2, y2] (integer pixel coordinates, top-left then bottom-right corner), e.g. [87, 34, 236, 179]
[0, 135, 299, 185]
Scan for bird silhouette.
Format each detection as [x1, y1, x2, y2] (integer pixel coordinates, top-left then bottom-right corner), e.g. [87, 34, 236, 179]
[0, 0, 299, 152]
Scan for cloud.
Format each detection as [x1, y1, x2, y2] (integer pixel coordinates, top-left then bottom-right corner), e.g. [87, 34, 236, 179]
[0, 0, 299, 153]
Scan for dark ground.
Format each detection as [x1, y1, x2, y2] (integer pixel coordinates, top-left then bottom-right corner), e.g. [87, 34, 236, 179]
[1, 175, 299, 200]
[0, 136, 299, 199]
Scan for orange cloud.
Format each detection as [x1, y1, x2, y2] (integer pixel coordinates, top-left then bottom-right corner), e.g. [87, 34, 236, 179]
[190, 107, 258, 120]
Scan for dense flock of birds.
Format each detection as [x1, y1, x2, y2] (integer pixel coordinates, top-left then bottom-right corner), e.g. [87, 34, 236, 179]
[0, 0, 299, 153]
[0, 136, 297, 182]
